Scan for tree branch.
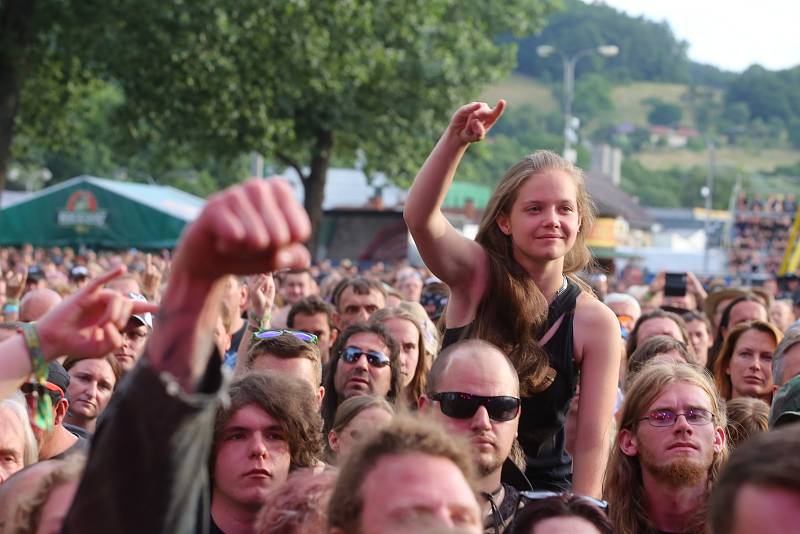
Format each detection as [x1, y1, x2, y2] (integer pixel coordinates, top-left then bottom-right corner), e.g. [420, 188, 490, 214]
[276, 151, 306, 185]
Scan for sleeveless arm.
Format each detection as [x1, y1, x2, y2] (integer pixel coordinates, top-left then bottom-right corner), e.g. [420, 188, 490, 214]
[404, 101, 504, 290]
[571, 297, 622, 498]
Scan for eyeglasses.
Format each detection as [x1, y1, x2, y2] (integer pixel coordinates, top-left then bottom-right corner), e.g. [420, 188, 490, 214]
[253, 329, 318, 345]
[340, 346, 391, 368]
[638, 408, 713, 427]
[431, 392, 521, 422]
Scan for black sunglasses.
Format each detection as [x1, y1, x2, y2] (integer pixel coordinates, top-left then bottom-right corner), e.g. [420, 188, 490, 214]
[431, 392, 521, 422]
[340, 346, 391, 368]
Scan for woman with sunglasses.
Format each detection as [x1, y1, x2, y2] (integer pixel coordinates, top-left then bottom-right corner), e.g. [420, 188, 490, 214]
[405, 101, 621, 498]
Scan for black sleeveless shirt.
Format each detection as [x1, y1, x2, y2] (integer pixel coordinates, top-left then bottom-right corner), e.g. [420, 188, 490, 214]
[442, 278, 581, 492]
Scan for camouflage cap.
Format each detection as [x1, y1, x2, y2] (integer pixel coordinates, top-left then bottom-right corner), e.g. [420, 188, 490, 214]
[769, 374, 800, 429]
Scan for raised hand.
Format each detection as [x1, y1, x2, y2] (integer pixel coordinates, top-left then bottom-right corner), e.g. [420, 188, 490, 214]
[447, 100, 506, 144]
[141, 253, 164, 303]
[247, 272, 276, 328]
[5, 268, 27, 301]
[36, 266, 159, 361]
[172, 178, 311, 280]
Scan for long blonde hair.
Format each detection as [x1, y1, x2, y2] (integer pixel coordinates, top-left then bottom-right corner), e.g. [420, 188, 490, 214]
[468, 150, 596, 393]
[604, 362, 729, 534]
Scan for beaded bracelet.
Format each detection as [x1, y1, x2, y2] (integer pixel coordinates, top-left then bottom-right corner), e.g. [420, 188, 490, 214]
[19, 323, 54, 430]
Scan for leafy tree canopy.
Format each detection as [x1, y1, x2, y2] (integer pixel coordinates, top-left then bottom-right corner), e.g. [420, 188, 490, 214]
[65, 0, 558, 247]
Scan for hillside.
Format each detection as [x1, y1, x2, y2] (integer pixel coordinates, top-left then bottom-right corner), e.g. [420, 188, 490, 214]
[478, 73, 557, 113]
[481, 74, 799, 174]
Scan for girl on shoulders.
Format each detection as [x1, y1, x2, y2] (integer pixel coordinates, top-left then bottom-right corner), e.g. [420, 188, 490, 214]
[404, 101, 620, 498]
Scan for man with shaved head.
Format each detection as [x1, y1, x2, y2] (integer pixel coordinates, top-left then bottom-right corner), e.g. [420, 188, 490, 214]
[420, 339, 526, 533]
[19, 288, 62, 322]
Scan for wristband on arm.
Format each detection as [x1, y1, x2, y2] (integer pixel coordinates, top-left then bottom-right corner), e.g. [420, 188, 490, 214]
[18, 322, 54, 431]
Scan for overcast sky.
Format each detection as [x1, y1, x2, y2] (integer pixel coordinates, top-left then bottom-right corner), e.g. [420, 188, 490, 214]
[596, 0, 800, 72]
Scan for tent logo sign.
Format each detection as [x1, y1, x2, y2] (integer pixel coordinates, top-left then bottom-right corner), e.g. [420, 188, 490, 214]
[58, 190, 108, 229]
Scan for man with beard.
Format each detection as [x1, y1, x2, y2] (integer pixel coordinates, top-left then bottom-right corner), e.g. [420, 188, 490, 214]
[420, 339, 526, 533]
[320, 322, 401, 433]
[605, 362, 728, 534]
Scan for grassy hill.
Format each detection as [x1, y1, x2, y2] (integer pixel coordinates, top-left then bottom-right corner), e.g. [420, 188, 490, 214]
[610, 82, 714, 130]
[636, 147, 800, 173]
[481, 74, 799, 173]
[479, 73, 557, 113]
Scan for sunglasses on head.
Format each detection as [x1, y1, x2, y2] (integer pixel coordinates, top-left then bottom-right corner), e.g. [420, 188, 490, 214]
[431, 392, 521, 422]
[340, 346, 391, 368]
[253, 329, 318, 345]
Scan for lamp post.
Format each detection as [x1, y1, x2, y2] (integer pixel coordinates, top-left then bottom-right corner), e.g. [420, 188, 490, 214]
[536, 44, 619, 162]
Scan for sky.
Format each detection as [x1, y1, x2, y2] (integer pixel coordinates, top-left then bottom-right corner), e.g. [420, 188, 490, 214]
[597, 1, 800, 72]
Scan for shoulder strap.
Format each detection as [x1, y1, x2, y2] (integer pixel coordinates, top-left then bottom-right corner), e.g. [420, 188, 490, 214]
[546, 279, 581, 329]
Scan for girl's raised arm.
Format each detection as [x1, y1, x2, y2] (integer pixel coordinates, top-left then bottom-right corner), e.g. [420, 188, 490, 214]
[404, 100, 505, 290]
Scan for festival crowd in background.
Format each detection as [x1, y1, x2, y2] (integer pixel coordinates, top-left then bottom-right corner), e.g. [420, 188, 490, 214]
[0, 102, 799, 534]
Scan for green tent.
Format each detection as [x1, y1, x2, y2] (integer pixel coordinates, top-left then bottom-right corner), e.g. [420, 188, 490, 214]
[0, 176, 205, 249]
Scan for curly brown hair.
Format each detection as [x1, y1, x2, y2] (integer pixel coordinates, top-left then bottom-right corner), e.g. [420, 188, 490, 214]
[213, 373, 323, 469]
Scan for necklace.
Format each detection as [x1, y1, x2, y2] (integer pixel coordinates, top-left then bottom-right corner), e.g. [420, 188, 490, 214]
[554, 276, 568, 299]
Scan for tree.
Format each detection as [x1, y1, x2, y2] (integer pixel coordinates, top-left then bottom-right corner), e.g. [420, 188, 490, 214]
[645, 99, 683, 127]
[572, 73, 614, 124]
[515, 0, 691, 84]
[66, 0, 558, 252]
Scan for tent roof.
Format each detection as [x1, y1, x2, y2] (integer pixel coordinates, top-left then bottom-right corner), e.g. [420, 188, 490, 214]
[0, 176, 206, 249]
[12, 175, 205, 221]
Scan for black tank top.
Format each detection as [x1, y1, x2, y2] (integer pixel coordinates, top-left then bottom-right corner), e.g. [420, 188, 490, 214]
[441, 278, 581, 492]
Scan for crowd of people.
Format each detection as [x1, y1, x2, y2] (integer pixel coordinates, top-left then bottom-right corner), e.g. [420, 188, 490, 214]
[729, 192, 798, 276]
[0, 101, 799, 534]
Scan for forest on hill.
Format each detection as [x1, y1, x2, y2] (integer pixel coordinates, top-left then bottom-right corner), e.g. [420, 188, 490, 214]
[466, 0, 800, 209]
[4, 0, 799, 213]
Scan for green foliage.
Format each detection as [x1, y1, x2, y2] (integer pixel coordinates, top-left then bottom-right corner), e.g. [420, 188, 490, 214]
[770, 161, 800, 177]
[620, 158, 737, 210]
[645, 98, 683, 127]
[515, 0, 691, 84]
[572, 74, 614, 123]
[726, 65, 798, 123]
[58, 0, 559, 242]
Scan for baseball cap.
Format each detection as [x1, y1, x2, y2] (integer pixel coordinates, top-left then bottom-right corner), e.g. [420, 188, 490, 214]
[769, 374, 800, 429]
[26, 265, 45, 282]
[128, 292, 153, 329]
[46, 361, 70, 401]
[69, 265, 89, 280]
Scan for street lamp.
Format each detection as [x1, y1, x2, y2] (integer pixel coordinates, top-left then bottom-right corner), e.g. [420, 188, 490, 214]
[536, 44, 619, 162]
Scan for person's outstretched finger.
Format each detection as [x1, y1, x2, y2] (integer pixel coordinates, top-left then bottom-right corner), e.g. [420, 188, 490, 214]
[132, 299, 159, 314]
[96, 291, 125, 330]
[81, 265, 126, 296]
[114, 297, 135, 330]
[485, 99, 506, 127]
